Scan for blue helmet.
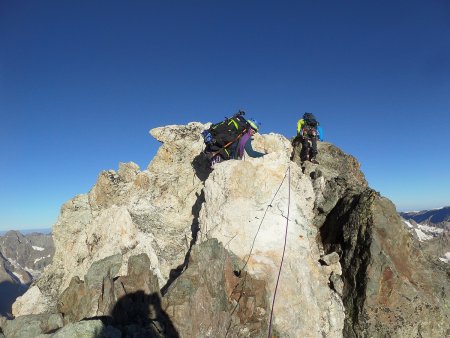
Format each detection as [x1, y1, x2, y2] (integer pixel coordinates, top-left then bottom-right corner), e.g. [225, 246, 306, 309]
[247, 118, 261, 132]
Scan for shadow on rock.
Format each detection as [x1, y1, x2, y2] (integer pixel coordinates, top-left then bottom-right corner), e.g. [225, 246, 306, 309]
[191, 152, 212, 182]
[160, 190, 204, 295]
[97, 291, 180, 338]
[0, 280, 28, 318]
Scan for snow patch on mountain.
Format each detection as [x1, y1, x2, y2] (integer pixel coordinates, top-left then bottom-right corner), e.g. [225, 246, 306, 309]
[417, 224, 444, 234]
[401, 219, 445, 242]
[34, 255, 51, 264]
[403, 220, 414, 228]
[414, 228, 433, 241]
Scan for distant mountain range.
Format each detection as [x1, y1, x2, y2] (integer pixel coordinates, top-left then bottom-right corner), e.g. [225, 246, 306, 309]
[0, 230, 54, 318]
[399, 206, 450, 264]
[400, 206, 450, 230]
[0, 228, 51, 236]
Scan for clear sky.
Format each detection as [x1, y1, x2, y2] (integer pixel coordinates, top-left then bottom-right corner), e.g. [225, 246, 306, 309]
[1, 0, 449, 231]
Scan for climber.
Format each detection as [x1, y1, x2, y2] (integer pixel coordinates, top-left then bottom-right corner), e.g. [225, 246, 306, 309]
[296, 112, 323, 164]
[229, 118, 266, 159]
[202, 112, 265, 167]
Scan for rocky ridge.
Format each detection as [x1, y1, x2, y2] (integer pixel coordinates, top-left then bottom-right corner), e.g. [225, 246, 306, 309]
[1, 122, 448, 337]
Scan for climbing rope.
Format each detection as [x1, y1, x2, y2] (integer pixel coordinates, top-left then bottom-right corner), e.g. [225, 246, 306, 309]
[267, 166, 291, 338]
[240, 167, 290, 273]
[224, 166, 291, 337]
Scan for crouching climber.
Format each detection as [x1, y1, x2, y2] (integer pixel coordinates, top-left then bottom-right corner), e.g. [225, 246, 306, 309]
[201, 111, 266, 168]
[296, 112, 323, 164]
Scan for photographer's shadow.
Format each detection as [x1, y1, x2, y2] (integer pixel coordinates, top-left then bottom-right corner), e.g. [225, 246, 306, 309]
[98, 291, 179, 338]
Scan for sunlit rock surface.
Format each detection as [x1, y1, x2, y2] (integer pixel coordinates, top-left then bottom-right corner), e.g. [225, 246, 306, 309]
[7, 122, 449, 338]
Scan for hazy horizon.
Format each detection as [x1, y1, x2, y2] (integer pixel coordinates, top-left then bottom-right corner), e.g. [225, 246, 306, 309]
[0, 228, 52, 236]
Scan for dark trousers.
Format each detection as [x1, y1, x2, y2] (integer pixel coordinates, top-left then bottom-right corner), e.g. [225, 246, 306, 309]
[300, 136, 317, 161]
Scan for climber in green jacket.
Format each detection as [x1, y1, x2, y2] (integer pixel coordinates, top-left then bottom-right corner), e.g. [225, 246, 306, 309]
[296, 112, 323, 164]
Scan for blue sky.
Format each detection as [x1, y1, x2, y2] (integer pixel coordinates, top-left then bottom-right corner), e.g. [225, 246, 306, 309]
[1, 0, 449, 231]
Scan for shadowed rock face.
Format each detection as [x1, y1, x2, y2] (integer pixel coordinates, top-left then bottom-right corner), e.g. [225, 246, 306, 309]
[55, 253, 177, 337]
[6, 123, 449, 337]
[319, 189, 450, 337]
[0, 280, 27, 319]
[3, 243, 264, 338]
[57, 253, 160, 325]
[162, 239, 269, 337]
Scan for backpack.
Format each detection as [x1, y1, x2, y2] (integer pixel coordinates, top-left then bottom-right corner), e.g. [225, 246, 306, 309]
[201, 111, 250, 160]
[303, 112, 318, 127]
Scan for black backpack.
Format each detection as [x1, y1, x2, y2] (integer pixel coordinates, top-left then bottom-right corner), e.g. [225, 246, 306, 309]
[201, 110, 250, 158]
[303, 112, 318, 127]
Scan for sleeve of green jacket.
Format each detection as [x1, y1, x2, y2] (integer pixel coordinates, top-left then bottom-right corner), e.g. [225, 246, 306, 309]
[297, 119, 305, 135]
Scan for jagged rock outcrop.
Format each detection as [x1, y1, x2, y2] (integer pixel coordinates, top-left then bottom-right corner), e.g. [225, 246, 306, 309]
[318, 182, 450, 337]
[13, 124, 208, 316]
[162, 238, 269, 337]
[7, 122, 449, 338]
[57, 252, 160, 325]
